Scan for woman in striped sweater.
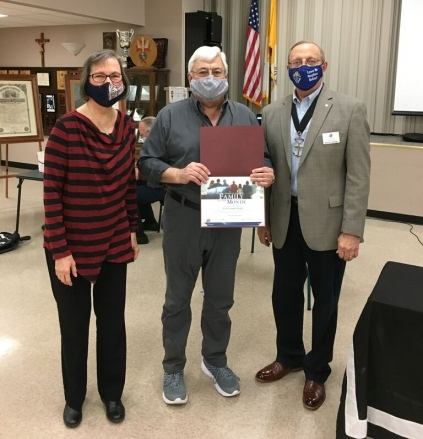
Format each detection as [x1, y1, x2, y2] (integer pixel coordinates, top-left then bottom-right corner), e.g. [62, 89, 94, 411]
[43, 50, 138, 428]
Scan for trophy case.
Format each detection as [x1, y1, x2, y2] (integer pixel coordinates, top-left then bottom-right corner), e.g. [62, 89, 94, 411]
[125, 67, 170, 138]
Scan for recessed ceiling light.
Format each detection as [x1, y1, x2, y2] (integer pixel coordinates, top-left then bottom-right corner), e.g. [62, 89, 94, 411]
[0, 14, 9, 18]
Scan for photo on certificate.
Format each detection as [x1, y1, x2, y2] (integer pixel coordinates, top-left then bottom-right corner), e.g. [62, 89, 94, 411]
[200, 176, 265, 228]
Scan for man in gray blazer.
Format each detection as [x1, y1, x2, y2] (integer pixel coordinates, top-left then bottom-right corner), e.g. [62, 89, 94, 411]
[255, 40, 371, 410]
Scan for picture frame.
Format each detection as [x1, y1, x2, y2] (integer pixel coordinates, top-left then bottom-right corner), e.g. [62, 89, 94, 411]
[103, 32, 117, 51]
[37, 72, 50, 87]
[140, 85, 160, 101]
[46, 94, 56, 112]
[8, 69, 18, 74]
[58, 92, 66, 106]
[0, 74, 44, 143]
[65, 73, 83, 112]
[19, 70, 31, 75]
[56, 70, 68, 90]
[0, 69, 7, 74]
[152, 38, 168, 69]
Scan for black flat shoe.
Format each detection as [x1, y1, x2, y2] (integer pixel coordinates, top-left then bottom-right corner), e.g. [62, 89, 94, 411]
[102, 399, 125, 423]
[143, 221, 159, 232]
[136, 233, 149, 245]
[63, 404, 82, 428]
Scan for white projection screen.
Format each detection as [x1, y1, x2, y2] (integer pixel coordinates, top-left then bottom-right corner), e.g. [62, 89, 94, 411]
[393, 0, 423, 115]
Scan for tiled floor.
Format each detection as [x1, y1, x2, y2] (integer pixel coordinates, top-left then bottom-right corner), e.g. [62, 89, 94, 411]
[0, 171, 422, 438]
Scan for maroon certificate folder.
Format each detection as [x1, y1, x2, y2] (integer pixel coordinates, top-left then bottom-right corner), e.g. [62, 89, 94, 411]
[200, 125, 265, 176]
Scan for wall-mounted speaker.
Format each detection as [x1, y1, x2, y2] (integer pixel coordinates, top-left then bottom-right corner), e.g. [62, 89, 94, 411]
[185, 11, 223, 86]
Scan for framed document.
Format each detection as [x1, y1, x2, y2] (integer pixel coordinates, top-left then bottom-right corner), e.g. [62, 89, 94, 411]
[56, 70, 68, 90]
[37, 72, 50, 87]
[166, 86, 188, 104]
[0, 74, 44, 143]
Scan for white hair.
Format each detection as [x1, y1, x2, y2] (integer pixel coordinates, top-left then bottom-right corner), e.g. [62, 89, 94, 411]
[188, 46, 228, 74]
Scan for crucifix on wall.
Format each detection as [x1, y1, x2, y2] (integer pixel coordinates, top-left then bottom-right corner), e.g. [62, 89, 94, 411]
[35, 32, 50, 67]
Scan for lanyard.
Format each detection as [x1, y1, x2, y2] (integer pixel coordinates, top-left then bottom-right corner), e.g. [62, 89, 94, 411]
[291, 87, 323, 156]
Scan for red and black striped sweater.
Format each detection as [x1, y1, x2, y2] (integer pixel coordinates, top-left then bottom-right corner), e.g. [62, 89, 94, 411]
[43, 110, 137, 283]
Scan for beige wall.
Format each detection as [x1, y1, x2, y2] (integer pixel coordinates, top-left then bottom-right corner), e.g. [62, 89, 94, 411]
[11, 0, 145, 25]
[0, 22, 143, 68]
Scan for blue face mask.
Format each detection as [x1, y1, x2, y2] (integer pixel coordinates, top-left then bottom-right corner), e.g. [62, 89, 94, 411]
[85, 81, 125, 108]
[288, 65, 323, 91]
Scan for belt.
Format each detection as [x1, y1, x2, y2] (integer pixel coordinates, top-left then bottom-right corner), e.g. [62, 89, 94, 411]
[291, 196, 298, 205]
[169, 190, 200, 211]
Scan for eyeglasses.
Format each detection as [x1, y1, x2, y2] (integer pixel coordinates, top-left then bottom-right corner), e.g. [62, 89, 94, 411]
[288, 59, 323, 68]
[89, 73, 123, 84]
[190, 68, 225, 78]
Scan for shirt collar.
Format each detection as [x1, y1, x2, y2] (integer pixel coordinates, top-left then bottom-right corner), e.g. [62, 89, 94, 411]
[293, 83, 323, 105]
[190, 93, 229, 113]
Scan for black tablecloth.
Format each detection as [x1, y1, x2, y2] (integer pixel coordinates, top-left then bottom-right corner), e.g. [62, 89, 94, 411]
[336, 261, 423, 439]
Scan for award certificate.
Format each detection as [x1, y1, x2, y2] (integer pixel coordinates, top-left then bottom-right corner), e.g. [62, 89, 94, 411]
[201, 176, 265, 227]
[200, 125, 266, 228]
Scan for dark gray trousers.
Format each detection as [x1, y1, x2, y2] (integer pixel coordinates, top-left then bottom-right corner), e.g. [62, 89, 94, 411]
[161, 195, 242, 373]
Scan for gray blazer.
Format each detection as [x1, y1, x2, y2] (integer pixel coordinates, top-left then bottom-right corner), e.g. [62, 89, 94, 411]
[263, 86, 371, 251]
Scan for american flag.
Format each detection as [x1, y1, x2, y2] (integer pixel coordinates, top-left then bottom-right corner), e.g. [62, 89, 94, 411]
[243, 0, 262, 107]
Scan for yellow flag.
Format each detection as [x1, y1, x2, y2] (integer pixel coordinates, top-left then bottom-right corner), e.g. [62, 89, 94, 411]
[268, 0, 277, 102]
[262, 0, 277, 105]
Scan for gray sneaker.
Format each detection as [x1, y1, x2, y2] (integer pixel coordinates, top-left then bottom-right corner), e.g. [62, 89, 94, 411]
[163, 372, 188, 405]
[201, 360, 240, 397]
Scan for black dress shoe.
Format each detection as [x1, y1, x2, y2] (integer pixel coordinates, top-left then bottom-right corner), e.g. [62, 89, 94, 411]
[63, 404, 82, 428]
[102, 399, 125, 423]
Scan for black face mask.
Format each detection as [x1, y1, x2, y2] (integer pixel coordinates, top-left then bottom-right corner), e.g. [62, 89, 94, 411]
[84, 82, 125, 108]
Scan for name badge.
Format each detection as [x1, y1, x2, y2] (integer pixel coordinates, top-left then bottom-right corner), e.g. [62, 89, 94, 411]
[322, 132, 340, 144]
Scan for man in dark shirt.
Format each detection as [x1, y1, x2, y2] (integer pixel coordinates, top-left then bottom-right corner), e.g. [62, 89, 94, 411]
[139, 46, 274, 405]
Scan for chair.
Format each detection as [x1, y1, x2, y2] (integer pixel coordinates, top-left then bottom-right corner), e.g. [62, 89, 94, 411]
[250, 227, 312, 310]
